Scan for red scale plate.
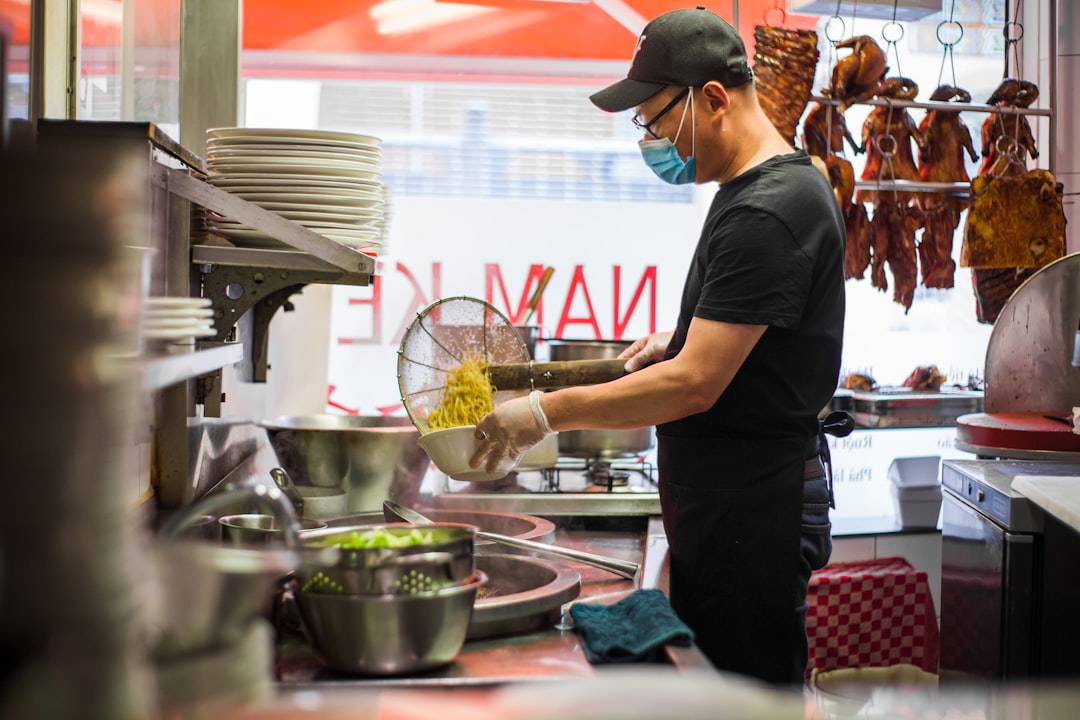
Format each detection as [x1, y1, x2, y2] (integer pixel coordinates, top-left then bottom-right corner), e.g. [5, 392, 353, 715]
[956, 412, 1080, 459]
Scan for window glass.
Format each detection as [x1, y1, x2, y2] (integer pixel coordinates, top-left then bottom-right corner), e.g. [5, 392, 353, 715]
[234, 1, 1041, 427]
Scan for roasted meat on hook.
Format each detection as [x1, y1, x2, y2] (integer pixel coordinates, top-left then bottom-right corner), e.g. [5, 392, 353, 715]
[753, 25, 820, 146]
[917, 85, 978, 289]
[870, 200, 923, 311]
[802, 102, 863, 161]
[857, 78, 925, 206]
[979, 79, 1039, 176]
[824, 36, 887, 110]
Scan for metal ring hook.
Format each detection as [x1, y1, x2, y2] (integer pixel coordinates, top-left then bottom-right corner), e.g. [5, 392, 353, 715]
[1003, 20, 1024, 43]
[764, 5, 786, 27]
[876, 134, 898, 159]
[824, 15, 846, 45]
[881, 21, 905, 44]
[935, 20, 964, 47]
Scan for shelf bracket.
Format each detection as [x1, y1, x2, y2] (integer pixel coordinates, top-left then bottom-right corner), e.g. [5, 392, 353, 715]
[200, 263, 355, 382]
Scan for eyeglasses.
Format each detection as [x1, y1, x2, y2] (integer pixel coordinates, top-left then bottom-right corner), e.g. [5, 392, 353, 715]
[632, 88, 690, 139]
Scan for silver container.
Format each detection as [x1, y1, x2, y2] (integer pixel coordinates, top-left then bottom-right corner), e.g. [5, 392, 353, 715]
[260, 415, 430, 513]
[219, 514, 327, 546]
[295, 570, 487, 675]
[148, 541, 298, 659]
[547, 340, 655, 458]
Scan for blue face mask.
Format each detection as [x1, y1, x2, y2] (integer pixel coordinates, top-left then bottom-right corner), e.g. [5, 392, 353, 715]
[638, 89, 696, 185]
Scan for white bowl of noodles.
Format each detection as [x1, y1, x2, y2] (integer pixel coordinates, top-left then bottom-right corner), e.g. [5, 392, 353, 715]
[417, 425, 519, 482]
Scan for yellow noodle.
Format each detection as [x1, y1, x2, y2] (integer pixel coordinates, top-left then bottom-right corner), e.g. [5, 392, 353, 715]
[427, 355, 494, 430]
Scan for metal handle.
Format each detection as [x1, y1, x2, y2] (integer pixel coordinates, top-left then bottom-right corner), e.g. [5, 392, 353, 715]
[522, 267, 554, 326]
[475, 530, 639, 581]
[270, 467, 305, 516]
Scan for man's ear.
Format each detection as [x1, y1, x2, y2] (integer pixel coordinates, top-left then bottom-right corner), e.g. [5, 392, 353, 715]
[700, 81, 731, 115]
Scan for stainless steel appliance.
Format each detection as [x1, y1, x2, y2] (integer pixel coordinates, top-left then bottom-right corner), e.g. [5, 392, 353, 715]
[432, 455, 660, 517]
[939, 459, 1080, 680]
[955, 253, 1080, 459]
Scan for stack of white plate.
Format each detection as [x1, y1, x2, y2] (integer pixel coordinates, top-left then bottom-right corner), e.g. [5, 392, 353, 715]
[143, 297, 216, 343]
[203, 128, 385, 253]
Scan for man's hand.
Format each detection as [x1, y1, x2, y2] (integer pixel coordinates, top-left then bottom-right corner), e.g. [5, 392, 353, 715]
[471, 391, 555, 474]
[620, 331, 673, 372]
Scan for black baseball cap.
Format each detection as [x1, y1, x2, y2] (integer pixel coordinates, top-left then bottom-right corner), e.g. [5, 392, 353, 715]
[590, 7, 753, 113]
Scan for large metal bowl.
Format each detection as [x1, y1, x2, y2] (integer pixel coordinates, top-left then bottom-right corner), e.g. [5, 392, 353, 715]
[148, 540, 298, 659]
[260, 415, 430, 513]
[295, 570, 487, 675]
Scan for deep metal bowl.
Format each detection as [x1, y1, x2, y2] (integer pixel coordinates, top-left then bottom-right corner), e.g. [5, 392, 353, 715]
[148, 540, 298, 659]
[259, 415, 430, 513]
[296, 523, 476, 595]
[219, 514, 327, 546]
[295, 570, 488, 675]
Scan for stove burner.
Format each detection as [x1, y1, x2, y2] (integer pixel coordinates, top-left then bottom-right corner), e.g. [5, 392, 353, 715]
[585, 459, 630, 487]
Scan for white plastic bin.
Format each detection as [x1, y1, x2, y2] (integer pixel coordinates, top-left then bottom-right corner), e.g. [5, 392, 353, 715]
[888, 456, 941, 488]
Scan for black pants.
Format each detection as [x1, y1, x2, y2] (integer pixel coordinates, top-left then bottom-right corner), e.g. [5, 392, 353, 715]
[658, 434, 820, 687]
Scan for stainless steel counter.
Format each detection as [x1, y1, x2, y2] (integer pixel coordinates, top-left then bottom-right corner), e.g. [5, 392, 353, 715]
[274, 516, 709, 688]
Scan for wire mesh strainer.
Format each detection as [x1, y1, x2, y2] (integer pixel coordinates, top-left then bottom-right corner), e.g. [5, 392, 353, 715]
[397, 296, 530, 434]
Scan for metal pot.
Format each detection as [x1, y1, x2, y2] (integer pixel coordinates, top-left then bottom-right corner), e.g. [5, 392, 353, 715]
[547, 340, 655, 459]
[260, 415, 430, 513]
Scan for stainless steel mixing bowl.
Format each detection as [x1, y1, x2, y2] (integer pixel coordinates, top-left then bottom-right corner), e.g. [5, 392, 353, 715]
[295, 570, 488, 675]
[260, 415, 431, 513]
[219, 514, 327, 546]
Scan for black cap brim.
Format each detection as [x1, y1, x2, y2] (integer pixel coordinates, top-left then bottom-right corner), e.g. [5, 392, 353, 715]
[589, 77, 667, 112]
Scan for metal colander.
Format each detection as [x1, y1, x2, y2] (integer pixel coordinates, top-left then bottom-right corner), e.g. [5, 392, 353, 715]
[397, 296, 530, 434]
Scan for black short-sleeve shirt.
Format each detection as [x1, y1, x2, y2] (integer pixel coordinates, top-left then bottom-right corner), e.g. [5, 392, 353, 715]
[658, 150, 846, 445]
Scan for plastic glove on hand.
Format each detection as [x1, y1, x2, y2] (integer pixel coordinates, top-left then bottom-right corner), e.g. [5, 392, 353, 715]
[471, 391, 555, 474]
[620, 331, 673, 373]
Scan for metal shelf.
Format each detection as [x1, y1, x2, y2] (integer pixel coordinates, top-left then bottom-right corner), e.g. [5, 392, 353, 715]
[155, 165, 376, 279]
[141, 342, 244, 391]
[852, 179, 971, 195]
[809, 95, 1052, 117]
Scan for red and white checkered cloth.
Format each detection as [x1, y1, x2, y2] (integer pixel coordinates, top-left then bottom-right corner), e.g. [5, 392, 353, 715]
[806, 557, 939, 677]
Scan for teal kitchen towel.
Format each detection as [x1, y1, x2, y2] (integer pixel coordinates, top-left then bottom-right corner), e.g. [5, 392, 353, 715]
[569, 589, 694, 664]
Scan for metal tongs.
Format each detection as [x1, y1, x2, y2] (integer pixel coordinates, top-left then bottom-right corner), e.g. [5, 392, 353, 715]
[384, 500, 640, 581]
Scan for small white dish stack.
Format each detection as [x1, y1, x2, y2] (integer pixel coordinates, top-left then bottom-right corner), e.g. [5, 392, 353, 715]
[142, 297, 215, 344]
[202, 128, 387, 254]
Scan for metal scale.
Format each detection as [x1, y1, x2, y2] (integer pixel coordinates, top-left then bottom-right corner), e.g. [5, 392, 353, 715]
[955, 252, 1080, 459]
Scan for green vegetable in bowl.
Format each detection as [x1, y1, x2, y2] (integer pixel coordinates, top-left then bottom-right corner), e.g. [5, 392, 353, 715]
[333, 527, 435, 549]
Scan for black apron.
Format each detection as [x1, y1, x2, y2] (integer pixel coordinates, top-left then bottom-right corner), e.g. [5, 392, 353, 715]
[658, 432, 808, 686]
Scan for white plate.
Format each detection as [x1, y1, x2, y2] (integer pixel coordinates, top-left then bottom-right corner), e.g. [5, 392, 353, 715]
[143, 316, 215, 329]
[143, 325, 218, 340]
[207, 165, 381, 180]
[205, 205, 383, 222]
[208, 225, 382, 242]
[252, 202, 383, 216]
[143, 307, 215, 319]
[207, 146, 381, 161]
[210, 216, 381, 231]
[228, 192, 384, 208]
[206, 136, 382, 153]
[206, 127, 381, 146]
[146, 296, 212, 309]
[207, 154, 380, 171]
[207, 175, 384, 190]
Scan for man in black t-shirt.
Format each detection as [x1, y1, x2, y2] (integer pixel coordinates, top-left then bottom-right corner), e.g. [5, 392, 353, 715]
[470, 8, 845, 687]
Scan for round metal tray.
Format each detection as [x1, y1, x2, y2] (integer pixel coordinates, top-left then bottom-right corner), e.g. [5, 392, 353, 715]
[325, 508, 557, 551]
[468, 553, 581, 640]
